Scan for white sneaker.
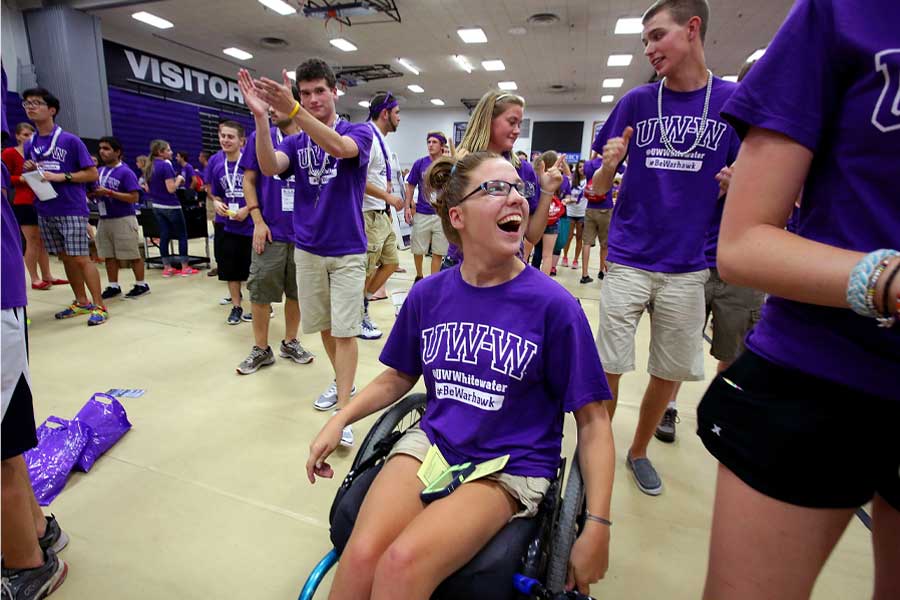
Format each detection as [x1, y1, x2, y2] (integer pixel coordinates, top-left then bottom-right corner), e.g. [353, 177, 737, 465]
[219, 296, 232, 306]
[313, 381, 358, 411]
[340, 424, 354, 447]
[358, 316, 383, 340]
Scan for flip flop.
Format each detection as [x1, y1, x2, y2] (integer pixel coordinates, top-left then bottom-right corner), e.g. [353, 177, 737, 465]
[369, 293, 388, 301]
[45, 278, 69, 285]
[32, 281, 52, 290]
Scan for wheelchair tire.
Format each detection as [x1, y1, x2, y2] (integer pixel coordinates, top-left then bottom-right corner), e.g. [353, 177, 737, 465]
[354, 393, 427, 466]
[545, 452, 585, 593]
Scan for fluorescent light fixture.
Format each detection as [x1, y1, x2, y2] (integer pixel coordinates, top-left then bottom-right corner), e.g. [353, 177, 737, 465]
[457, 28, 487, 44]
[481, 59, 506, 72]
[397, 58, 420, 75]
[407, 84, 425, 93]
[722, 75, 738, 82]
[223, 47, 253, 61]
[131, 11, 173, 29]
[498, 81, 518, 91]
[257, 0, 296, 15]
[747, 48, 766, 62]
[337, 89, 345, 96]
[614, 17, 643, 34]
[601, 95, 615, 103]
[607, 54, 633, 67]
[602, 78, 624, 88]
[358, 100, 370, 108]
[330, 38, 358, 52]
[453, 55, 473, 73]
[431, 99, 445, 106]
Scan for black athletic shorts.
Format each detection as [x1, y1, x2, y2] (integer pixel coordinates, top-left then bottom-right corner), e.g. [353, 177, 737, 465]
[217, 231, 252, 282]
[13, 203, 38, 227]
[698, 350, 900, 510]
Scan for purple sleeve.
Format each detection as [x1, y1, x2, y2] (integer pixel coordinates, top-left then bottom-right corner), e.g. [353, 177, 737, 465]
[239, 132, 261, 172]
[546, 298, 613, 412]
[406, 159, 420, 185]
[73, 137, 95, 171]
[209, 162, 224, 198]
[277, 135, 297, 173]
[721, 0, 836, 151]
[119, 168, 141, 193]
[517, 160, 541, 215]
[592, 93, 634, 154]
[345, 123, 373, 170]
[161, 161, 177, 180]
[378, 290, 422, 378]
[559, 176, 572, 197]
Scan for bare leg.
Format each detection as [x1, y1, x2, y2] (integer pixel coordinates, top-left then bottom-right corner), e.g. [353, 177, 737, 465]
[283, 298, 300, 342]
[581, 243, 592, 278]
[413, 254, 424, 278]
[131, 258, 145, 283]
[60, 254, 88, 305]
[105, 258, 119, 284]
[629, 375, 679, 459]
[74, 256, 104, 307]
[1, 457, 43, 569]
[228, 281, 243, 308]
[872, 494, 900, 600]
[332, 335, 358, 410]
[604, 372, 621, 419]
[540, 233, 557, 275]
[573, 221, 583, 265]
[562, 221, 575, 260]
[430, 254, 442, 275]
[600, 245, 609, 274]
[21, 225, 41, 285]
[703, 464, 855, 600]
[251, 303, 271, 348]
[366, 264, 398, 296]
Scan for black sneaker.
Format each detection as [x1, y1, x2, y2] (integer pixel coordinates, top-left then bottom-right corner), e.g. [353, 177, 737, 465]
[241, 311, 253, 322]
[579, 275, 593, 284]
[1, 548, 68, 600]
[655, 408, 679, 443]
[100, 286, 121, 300]
[124, 284, 150, 299]
[38, 514, 68, 554]
[227, 306, 243, 325]
[236, 345, 275, 375]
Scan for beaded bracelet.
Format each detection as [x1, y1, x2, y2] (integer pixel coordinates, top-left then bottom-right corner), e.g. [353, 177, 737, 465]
[847, 249, 899, 318]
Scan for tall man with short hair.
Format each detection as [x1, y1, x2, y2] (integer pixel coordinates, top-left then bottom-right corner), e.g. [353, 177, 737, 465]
[239, 60, 374, 446]
[21, 87, 105, 325]
[590, 0, 740, 495]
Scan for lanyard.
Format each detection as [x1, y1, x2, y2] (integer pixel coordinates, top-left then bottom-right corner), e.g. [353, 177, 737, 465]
[224, 153, 243, 195]
[31, 126, 62, 161]
[98, 162, 121, 188]
[368, 122, 392, 181]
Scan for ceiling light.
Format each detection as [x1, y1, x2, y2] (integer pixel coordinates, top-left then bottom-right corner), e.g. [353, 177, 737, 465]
[602, 78, 624, 88]
[430, 99, 445, 106]
[457, 28, 487, 44]
[407, 84, 424, 93]
[358, 101, 370, 108]
[330, 38, 358, 52]
[607, 54, 633, 67]
[131, 11, 173, 29]
[337, 89, 345, 96]
[223, 47, 253, 61]
[722, 75, 738, 82]
[397, 58, 420, 76]
[601, 95, 615, 103]
[481, 59, 506, 72]
[498, 81, 518, 91]
[747, 48, 766, 62]
[257, 0, 296, 15]
[614, 17, 643, 34]
[508, 26, 527, 35]
[453, 55, 473, 73]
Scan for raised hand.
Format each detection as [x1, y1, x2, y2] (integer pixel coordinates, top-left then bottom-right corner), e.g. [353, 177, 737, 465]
[237, 69, 270, 118]
[602, 126, 633, 168]
[253, 70, 298, 116]
[537, 154, 565, 195]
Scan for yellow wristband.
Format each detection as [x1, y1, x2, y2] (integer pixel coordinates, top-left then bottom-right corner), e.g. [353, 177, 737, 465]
[288, 101, 301, 119]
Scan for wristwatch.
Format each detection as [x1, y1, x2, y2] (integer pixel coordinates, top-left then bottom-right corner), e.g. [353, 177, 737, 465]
[64, 172, 73, 182]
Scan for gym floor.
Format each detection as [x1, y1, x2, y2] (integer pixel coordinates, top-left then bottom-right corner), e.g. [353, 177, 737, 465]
[24, 240, 872, 599]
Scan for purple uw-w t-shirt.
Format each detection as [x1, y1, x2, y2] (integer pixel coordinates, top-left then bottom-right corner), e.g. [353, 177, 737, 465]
[277, 119, 373, 256]
[592, 77, 740, 273]
[406, 155, 436, 215]
[446, 157, 541, 264]
[240, 128, 295, 244]
[147, 159, 180, 207]
[1, 163, 27, 310]
[380, 266, 611, 477]
[179, 163, 195, 188]
[205, 152, 226, 225]
[24, 128, 94, 218]
[209, 153, 252, 237]
[95, 164, 141, 220]
[721, 0, 900, 400]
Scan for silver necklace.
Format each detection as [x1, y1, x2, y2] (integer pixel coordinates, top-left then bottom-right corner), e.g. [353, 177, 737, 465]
[657, 69, 713, 157]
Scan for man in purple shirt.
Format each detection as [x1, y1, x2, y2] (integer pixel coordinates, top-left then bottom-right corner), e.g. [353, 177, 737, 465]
[590, 0, 740, 496]
[21, 87, 106, 326]
[240, 59, 373, 447]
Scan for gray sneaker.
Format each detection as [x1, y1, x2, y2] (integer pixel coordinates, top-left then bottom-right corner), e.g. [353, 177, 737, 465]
[236, 346, 275, 375]
[655, 408, 679, 443]
[627, 452, 663, 496]
[1, 548, 68, 600]
[37, 515, 68, 555]
[313, 381, 358, 411]
[280, 339, 314, 364]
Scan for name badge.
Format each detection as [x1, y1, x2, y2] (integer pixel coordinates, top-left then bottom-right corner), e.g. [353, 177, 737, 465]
[225, 190, 244, 199]
[281, 188, 294, 212]
[98, 201, 108, 217]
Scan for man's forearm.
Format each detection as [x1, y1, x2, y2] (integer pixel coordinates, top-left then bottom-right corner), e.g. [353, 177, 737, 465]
[592, 165, 615, 196]
[243, 171, 266, 226]
[295, 108, 357, 159]
[71, 167, 99, 184]
[254, 114, 282, 176]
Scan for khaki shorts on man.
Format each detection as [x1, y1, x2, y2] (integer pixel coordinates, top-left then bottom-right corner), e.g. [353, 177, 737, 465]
[248, 241, 299, 304]
[96, 215, 142, 260]
[410, 213, 449, 256]
[296, 249, 366, 338]
[364, 210, 399, 276]
[583, 208, 612, 249]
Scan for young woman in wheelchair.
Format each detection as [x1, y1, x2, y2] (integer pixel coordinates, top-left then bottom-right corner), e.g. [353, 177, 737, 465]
[306, 151, 616, 600]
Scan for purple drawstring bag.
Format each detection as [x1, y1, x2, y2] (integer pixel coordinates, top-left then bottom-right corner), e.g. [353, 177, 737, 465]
[25, 416, 94, 506]
[73, 393, 132, 472]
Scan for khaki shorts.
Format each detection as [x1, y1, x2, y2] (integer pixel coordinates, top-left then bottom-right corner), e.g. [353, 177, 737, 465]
[583, 208, 612, 249]
[705, 267, 765, 363]
[295, 248, 366, 338]
[364, 211, 399, 275]
[96, 215, 141, 260]
[386, 426, 551, 520]
[596, 262, 709, 381]
[410, 213, 449, 256]
[248, 241, 299, 304]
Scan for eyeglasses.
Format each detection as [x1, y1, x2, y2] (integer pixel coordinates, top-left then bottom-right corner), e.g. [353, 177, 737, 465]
[460, 179, 526, 203]
[21, 100, 47, 108]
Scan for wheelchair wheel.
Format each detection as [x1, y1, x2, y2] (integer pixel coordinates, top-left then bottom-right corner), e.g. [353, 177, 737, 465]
[354, 393, 427, 466]
[545, 452, 585, 593]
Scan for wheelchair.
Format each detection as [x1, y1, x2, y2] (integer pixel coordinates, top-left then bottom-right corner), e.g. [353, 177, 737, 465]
[298, 393, 588, 600]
